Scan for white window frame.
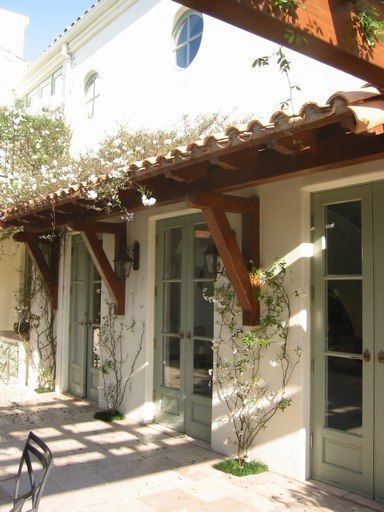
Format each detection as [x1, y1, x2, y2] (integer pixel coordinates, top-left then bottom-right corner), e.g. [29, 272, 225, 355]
[26, 67, 64, 110]
[84, 73, 100, 119]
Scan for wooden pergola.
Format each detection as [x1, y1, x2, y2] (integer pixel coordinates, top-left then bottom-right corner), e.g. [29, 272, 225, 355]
[4, 89, 384, 324]
[180, 0, 384, 87]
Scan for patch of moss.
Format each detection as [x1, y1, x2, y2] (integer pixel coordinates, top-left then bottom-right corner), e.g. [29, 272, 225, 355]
[34, 387, 54, 394]
[93, 410, 124, 422]
[213, 458, 268, 477]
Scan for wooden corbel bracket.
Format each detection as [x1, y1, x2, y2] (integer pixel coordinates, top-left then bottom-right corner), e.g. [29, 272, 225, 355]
[186, 192, 260, 325]
[74, 222, 126, 316]
[13, 232, 60, 310]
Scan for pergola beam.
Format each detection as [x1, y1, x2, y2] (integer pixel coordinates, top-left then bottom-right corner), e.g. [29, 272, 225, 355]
[179, 0, 384, 87]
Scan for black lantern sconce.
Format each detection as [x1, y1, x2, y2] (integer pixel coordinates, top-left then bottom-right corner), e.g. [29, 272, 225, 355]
[114, 241, 140, 279]
[203, 237, 220, 278]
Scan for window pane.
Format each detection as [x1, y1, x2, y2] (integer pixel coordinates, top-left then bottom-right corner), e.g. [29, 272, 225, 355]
[327, 280, 362, 354]
[163, 282, 181, 334]
[193, 339, 212, 397]
[189, 14, 203, 37]
[326, 356, 362, 434]
[53, 73, 63, 97]
[40, 82, 51, 106]
[86, 100, 94, 118]
[326, 202, 362, 275]
[164, 227, 182, 279]
[189, 37, 202, 65]
[176, 19, 188, 45]
[92, 327, 100, 369]
[176, 46, 187, 68]
[162, 336, 180, 389]
[194, 281, 213, 338]
[92, 282, 101, 325]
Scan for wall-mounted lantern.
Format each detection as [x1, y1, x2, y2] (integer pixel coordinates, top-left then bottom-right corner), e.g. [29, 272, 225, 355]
[114, 241, 140, 279]
[203, 238, 220, 278]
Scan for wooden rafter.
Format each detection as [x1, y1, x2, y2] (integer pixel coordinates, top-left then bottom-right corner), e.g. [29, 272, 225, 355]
[187, 192, 260, 325]
[80, 225, 126, 315]
[180, 0, 384, 87]
[13, 232, 59, 310]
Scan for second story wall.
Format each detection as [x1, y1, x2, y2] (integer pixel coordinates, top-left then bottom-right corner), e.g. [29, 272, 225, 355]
[0, 8, 29, 106]
[18, 0, 364, 154]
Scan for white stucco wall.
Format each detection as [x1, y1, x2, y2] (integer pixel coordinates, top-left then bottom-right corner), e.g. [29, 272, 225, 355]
[0, 8, 29, 105]
[19, 0, 363, 153]
[0, 240, 24, 331]
[0, 8, 28, 58]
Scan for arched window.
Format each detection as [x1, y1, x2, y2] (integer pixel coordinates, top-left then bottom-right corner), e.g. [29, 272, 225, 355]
[173, 11, 203, 69]
[84, 73, 99, 118]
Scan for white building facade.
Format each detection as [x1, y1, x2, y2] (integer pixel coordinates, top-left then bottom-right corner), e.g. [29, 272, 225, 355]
[3, 0, 384, 501]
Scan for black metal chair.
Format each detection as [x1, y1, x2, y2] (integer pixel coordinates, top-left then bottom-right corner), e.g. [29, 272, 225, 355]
[9, 498, 25, 512]
[0, 432, 53, 512]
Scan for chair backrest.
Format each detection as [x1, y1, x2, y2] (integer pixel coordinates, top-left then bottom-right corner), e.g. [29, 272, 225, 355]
[9, 498, 25, 512]
[13, 432, 53, 512]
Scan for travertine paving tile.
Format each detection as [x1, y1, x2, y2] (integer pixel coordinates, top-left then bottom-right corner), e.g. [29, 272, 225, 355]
[0, 384, 381, 512]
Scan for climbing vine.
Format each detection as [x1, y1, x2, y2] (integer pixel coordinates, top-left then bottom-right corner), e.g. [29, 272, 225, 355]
[14, 258, 57, 390]
[206, 260, 302, 464]
[0, 106, 241, 221]
[97, 301, 145, 420]
[253, 46, 301, 114]
[353, 7, 384, 48]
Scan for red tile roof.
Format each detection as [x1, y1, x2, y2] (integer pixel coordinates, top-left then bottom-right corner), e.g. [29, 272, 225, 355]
[2, 85, 384, 221]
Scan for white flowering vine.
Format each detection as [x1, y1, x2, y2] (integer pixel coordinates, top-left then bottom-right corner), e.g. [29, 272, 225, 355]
[206, 260, 302, 464]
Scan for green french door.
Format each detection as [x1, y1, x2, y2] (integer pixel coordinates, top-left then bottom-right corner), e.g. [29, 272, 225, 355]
[154, 214, 214, 442]
[312, 183, 384, 500]
[68, 235, 101, 401]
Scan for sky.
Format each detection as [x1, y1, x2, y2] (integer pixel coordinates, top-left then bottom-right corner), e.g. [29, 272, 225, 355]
[0, 0, 94, 60]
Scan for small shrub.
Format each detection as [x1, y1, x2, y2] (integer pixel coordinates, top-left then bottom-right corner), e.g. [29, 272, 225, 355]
[34, 387, 54, 394]
[213, 458, 268, 477]
[94, 410, 124, 422]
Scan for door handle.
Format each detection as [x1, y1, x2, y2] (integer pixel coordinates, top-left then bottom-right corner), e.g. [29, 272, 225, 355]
[179, 331, 184, 340]
[186, 331, 192, 340]
[363, 349, 371, 362]
[378, 351, 384, 364]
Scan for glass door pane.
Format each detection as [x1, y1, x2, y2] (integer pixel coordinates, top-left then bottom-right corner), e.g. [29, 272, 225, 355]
[193, 339, 213, 397]
[155, 222, 186, 433]
[86, 255, 101, 401]
[324, 201, 363, 434]
[162, 227, 182, 389]
[312, 186, 374, 497]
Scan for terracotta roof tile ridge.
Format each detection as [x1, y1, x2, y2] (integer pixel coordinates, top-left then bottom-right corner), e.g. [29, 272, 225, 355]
[2, 85, 384, 220]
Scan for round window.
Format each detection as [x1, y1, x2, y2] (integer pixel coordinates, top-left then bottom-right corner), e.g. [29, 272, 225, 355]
[173, 11, 203, 69]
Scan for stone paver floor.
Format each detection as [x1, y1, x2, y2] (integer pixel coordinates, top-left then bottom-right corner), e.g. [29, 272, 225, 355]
[0, 384, 382, 512]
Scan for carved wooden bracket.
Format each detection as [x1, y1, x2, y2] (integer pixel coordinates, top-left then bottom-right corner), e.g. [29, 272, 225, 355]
[13, 232, 60, 310]
[73, 222, 126, 316]
[186, 192, 260, 325]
